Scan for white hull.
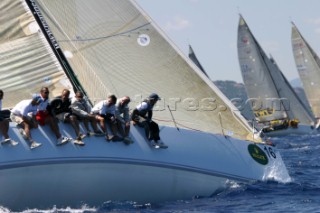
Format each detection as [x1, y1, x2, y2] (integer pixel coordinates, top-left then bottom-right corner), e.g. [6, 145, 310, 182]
[264, 124, 315, 137]
[0, 163, 226, 210]
[0, 122, 290, 210]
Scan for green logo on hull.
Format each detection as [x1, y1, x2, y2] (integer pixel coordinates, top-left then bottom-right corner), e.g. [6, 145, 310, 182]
[248, 144, 268, 165]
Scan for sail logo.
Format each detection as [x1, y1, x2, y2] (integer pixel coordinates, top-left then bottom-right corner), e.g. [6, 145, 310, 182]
[241, 64, 251, 72]
[248, 144, 268, 165]
[28, 0, 60, 50]
[297, 64, 306, 71]
[242, 37, 249, 44]
[137, 34, 150, 46]
[293, 42, 304, 49]
[254, 108, 274, 118]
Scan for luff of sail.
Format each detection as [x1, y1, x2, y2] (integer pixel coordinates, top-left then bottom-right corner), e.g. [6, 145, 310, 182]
[0, 0, 73, 108]
[31, 0, 258, 141]
[291, 23, 320, 118]
[237, 15, 288, 124]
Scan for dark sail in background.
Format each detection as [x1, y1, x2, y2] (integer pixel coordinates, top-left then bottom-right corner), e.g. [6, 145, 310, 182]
[188, 44, 209, 78]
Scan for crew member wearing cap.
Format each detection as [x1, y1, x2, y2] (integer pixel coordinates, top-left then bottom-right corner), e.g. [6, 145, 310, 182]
[131, 93, 161, 145]
[10, 94, 43, 149]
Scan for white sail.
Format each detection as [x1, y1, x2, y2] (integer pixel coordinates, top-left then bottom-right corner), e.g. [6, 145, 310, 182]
[0, 0, 73, 108]
[291, 23, 320, 118]
[32, 0, 258, 141]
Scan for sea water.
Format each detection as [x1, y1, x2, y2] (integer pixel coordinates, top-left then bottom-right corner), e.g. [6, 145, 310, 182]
[1, 134, 319, 213]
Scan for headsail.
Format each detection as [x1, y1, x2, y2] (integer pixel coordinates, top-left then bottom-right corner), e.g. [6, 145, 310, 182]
[267, 56, 315, 125]
[27, 0, 258, 141]
[0, 0, 73, 108]
[291, 22, 320, 118]
[237, 15, 287, 123]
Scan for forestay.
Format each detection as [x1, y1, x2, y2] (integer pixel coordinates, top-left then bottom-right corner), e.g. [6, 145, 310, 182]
[0, 0, 72, 108]
[30, 0, 258, 141]
[291, 23, 320, 118]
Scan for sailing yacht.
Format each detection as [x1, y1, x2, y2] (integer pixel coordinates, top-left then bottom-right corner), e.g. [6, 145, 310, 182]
[237, 15, 315, 137]
[0, 1, 290, 211]
[291, 22, 320, 128]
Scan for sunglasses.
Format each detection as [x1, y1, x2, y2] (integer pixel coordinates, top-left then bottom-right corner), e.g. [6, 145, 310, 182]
[42, 91, 49, 94]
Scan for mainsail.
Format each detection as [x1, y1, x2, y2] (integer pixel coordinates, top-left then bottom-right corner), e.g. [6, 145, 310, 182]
[291, 22, 320, 118]
[23, 0, 258, 141]
[0, 0, 73, 108]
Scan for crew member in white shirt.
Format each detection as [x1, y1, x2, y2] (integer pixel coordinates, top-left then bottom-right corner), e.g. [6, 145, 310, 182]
[10, 95, 43, 149]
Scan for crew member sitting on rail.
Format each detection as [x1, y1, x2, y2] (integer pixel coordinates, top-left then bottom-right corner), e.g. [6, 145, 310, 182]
[131, 93, 162, 146]
[10, 94, 43, 149]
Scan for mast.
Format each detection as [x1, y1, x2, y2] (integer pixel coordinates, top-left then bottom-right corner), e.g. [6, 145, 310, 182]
[24, 0, 90, 103]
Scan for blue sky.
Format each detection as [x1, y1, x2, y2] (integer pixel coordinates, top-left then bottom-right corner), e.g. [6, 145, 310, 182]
[136, 0, 320, 83]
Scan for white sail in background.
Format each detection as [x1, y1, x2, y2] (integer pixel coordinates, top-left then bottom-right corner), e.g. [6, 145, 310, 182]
[237, 15, 289, 123]
[0, 0, 73, 108]
[33, 0, 257, 141]
[291, 23, 320, 118]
